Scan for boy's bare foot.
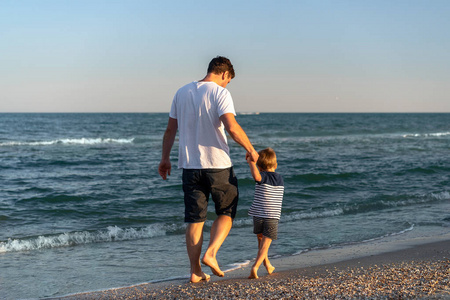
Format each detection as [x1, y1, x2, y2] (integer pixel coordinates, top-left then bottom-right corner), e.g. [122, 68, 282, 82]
[248, 266, 259, 279]
[266, 264, 275, 275]
[190, 272, 210, 283]
[201, 255, 224, 277]
[263, 259, 275, 275]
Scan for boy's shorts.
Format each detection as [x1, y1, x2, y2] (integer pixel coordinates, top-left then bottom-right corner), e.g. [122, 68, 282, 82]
[253, 216, 279, 240]
[182, 167, 238, 223]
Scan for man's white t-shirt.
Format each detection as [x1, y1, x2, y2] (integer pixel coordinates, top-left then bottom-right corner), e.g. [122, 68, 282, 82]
[169, 81, 236, 169]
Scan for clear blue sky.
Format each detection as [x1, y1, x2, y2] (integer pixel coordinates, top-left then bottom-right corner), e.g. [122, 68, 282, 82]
[1, 0, 449, 112]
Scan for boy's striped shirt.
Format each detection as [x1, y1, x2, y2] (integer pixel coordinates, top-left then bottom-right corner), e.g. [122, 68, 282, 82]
[248, 172, 284, 220]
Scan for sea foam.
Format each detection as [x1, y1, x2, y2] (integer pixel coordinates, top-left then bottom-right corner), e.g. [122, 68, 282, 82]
[403, 132, 450, 138]
[0, 138, 135, 147]
[0, 224, 179, 253]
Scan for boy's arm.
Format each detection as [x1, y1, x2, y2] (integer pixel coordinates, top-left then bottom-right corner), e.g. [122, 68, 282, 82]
[247, 158, 262, 182]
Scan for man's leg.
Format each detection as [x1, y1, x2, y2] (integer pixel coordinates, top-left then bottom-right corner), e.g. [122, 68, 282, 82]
[202, 168, 238, 277]
[201, 215, 232, 277]
[186, 222, 210, 283]
[182, 169, 211, 282]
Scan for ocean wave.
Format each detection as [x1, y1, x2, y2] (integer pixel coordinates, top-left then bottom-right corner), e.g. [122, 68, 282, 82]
[231, 218, 254, 227]
[0, 224, 181, 253]
[283, 208, 345, 222]
[223, 260, 251, 273]
[293, 223, 415, 255]
[287, 172, 362, 183]
[259, 130, 450, 145]
[360, 223, 415, 243]
[403, 132, 450, 138]
[342, 191, 449, 215]
[430, 191, 450, 201]
[0, 138, 135, 147]
[230, 209, 345, 230]
[232, 208, 345, 228]
[280, 192, 449, 221]
[277, 192, 447, 223]
[394, 166, 441, 175]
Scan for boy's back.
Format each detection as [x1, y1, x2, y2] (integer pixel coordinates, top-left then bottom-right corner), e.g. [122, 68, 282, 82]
[248, 171, 284, 220]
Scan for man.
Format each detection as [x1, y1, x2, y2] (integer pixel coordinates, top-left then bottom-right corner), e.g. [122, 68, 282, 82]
[158, 56, 258, 283]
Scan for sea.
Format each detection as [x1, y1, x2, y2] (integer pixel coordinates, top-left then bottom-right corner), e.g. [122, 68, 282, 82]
[1, 113, 449, 299]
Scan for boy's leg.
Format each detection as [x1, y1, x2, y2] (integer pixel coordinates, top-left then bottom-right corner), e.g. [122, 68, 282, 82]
[257, 234, 275, 274]
[202, 215, 232, 277]
[186, 222, 210, 283]
[249, 235, 272, 279]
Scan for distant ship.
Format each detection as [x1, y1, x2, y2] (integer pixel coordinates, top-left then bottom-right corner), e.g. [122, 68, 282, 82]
[237, 112, 260, 115]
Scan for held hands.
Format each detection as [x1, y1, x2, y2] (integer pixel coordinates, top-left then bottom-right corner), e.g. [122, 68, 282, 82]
[246, 154, 254, 165]
[246, 150, 259, 164]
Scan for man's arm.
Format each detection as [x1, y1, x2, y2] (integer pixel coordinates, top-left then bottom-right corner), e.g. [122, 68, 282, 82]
[158, 117, 178, 180]
[220, 113, 258, 162]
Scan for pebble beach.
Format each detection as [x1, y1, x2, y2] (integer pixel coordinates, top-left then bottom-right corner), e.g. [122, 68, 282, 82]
[53, 239, 450, 300]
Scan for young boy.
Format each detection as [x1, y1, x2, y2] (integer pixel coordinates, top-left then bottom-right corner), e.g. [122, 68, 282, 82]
[247, 147, 284, 279]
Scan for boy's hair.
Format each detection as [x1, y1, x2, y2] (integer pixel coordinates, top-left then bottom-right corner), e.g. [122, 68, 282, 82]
[257, 148, 277, 171]
[207, 56, 235, 79]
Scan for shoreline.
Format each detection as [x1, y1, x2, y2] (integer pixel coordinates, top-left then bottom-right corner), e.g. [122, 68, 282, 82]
[50, 226, 450, 299]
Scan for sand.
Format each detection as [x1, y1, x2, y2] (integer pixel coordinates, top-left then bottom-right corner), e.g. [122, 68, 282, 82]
[50, 228, 450, 300]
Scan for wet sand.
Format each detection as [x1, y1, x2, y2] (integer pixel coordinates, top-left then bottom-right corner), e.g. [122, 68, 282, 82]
[52, 232, 450, 300]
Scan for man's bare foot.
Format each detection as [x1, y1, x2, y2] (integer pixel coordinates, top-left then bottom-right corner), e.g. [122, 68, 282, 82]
[190, 272, 210, 283]
[248, 266, 259, 279]
[201, 255, 224, 277]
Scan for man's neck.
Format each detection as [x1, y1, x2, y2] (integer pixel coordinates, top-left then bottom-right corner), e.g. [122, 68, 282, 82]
[199, 72, 230, 88]
[199, 73, 218, 84]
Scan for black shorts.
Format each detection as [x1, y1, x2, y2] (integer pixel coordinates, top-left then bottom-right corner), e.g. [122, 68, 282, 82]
[253, 217, 279, 240]
[182, 167, 239, 223]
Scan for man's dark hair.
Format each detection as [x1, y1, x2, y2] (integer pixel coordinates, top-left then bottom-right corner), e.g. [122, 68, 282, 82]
[207, 56, 235, 79]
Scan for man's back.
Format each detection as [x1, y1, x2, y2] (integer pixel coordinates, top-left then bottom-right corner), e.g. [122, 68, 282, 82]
[170, 81, 236, 169]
